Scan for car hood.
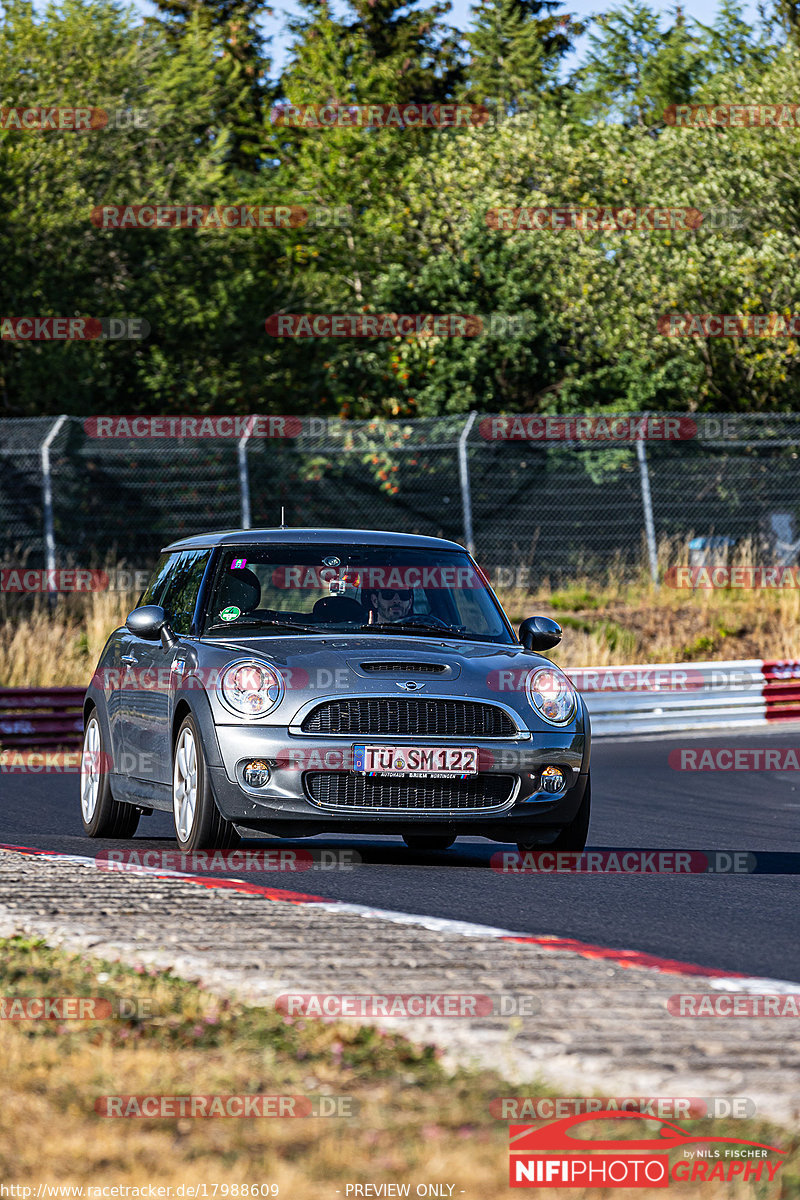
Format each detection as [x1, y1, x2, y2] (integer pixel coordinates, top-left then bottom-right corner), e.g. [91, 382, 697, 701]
[204, 632, 532, 671]
[197, 633, 579, 730]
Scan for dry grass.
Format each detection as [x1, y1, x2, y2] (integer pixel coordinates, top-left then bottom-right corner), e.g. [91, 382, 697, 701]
[1, 538, 799, 687]
[0, 590, 132, 688]
[0, 937, 795, 1198]
[497, 535, 800, 669]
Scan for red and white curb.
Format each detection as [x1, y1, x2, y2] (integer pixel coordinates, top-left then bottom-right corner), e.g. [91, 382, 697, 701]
[1, 841, 797, 995]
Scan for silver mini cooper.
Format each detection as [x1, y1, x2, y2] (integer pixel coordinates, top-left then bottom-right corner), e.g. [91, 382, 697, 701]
[81, 528, 591, 851]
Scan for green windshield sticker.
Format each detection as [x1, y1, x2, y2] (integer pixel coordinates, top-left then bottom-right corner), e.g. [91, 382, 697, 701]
[219, 605, 241, 622]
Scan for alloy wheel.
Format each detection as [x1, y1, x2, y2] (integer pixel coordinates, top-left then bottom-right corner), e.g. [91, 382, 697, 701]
[173, 726, 198, 841]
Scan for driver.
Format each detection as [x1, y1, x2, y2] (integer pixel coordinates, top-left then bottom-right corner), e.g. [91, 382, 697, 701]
[368, 587, 414, 624]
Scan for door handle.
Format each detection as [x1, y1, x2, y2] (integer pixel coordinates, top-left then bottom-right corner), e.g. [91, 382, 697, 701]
[121, 654, 138, 666]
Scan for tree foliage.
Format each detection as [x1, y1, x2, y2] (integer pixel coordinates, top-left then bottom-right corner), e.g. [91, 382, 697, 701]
[0, 0, 798, 417]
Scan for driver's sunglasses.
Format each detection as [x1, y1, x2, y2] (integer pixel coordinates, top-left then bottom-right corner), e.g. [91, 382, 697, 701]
[378, 588, 412, 601]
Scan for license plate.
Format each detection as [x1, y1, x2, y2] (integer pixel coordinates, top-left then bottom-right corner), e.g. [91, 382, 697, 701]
[352, 744, 478, 777]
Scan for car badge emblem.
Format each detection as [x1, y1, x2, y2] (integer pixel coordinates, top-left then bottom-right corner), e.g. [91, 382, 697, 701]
[322, 556, 341, 567]
[396, 680, 424, 691]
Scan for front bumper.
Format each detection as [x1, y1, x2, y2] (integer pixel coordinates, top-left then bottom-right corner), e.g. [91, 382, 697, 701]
[207, 722, 590, 839]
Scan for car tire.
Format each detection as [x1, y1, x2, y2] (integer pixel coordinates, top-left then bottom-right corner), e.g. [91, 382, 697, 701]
[80, 710, 140, 838]
[516, 773, 591, 854]
[402, 835, 456, 851]
[172, 713, 240, 851]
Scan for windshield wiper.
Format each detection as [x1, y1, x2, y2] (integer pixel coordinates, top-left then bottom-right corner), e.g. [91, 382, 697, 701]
[205, 618, 318, 634]
[358, 620, 464, 636]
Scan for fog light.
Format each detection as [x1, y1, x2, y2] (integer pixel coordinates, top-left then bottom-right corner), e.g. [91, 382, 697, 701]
[243, 759, 271, 788]
[540, 765, 566, 794]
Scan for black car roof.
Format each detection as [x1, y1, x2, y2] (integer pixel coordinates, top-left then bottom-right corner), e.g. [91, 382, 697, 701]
[162, 528, 467, 553]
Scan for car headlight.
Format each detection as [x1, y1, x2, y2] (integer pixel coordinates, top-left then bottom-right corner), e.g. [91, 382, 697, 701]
[218, 659, 284, 718]
[525, 665, 577, 726]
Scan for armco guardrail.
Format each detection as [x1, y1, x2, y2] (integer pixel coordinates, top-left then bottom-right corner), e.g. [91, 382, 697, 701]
[574, 659, 800, 735]
[0, 687, 85, 747]
[1, 661, 799, 750]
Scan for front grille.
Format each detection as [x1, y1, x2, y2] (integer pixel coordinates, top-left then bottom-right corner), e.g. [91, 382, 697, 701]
[360, 661, 447, 674]
[300, 698, 517, 738]
[305, 771, 516, 812]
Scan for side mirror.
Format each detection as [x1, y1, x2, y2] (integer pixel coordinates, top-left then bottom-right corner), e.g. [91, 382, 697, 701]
[126, 604, 168, 641]
[519, 615, 562, 652]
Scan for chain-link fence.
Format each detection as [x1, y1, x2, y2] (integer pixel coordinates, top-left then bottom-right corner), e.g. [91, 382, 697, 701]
[2, 412, 800, 582]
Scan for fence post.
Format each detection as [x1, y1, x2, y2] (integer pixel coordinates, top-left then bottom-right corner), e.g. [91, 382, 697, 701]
[636, 428, 659, 588]
[238, 423, 252, 529]
[40, 414, 68, 606]
[458, 411, 477, 554]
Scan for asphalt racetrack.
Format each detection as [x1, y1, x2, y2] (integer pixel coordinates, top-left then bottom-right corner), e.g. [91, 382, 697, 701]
[3, 730, 799, 982]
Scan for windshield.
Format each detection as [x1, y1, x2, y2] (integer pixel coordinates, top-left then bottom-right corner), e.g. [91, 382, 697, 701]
[201, 544, 514, 643]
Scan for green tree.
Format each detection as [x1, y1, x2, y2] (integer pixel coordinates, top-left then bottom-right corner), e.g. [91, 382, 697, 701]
[146, 0, 274, 173]
[0, 0, 288, 414]
[573, 2, 706, 126]
[465, 0, 579, 108]
[278, 0, 462, 107]
[695, 0, 776, 76]
[267, 0, 469, 417]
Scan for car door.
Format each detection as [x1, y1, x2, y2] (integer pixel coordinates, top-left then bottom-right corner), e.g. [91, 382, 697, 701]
[117, 551, 176, 770]
[124, 548, 212, 786]
[106, 630, 135, 768]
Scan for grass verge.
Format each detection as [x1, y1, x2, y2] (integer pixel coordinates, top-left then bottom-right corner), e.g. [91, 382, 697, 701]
[0, 937, 797, 1197]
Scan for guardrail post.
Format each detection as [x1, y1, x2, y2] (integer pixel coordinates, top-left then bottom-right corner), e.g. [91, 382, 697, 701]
[238, 420, 253, 529]
[636, 429, 659, 588]
[40, 415, 68, 608]
[458, 411, 477, 555]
